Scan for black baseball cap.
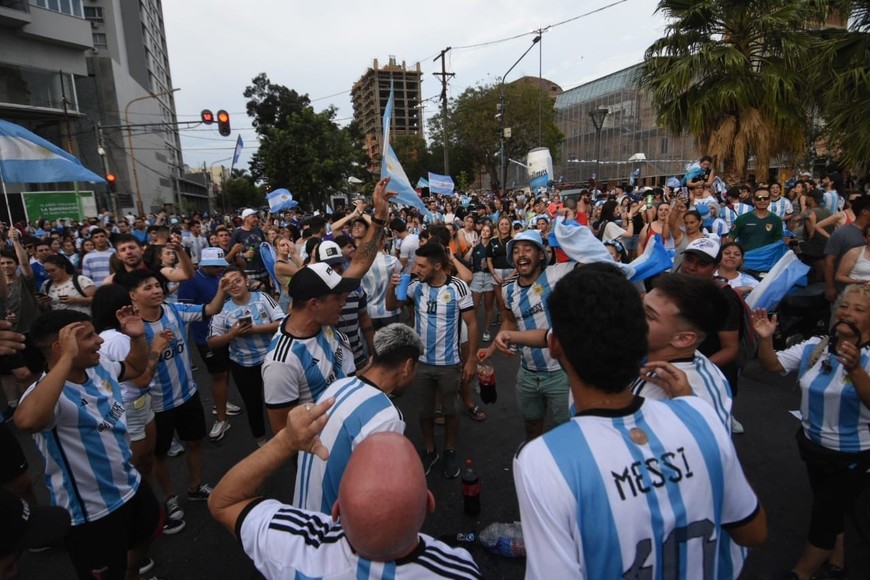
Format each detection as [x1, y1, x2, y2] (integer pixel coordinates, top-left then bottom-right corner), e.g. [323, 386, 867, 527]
[288, 263, 359, 302]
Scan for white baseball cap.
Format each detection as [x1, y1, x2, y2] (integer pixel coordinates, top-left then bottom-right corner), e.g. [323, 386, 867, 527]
[682, 237, 720, 262]
[241, 209, 257, 219]
[199, 247, 229, 267]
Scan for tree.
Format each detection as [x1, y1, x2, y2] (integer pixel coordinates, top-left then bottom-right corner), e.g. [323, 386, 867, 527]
[639, 0, 822, 178]
[244, 73, 367, 209]
[217, 169, 260, 211]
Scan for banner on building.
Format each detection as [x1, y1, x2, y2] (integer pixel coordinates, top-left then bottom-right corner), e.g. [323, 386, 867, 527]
[22, 191, 96, 223]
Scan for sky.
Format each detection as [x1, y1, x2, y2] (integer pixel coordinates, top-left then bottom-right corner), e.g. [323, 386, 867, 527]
[162, 0, 669, 173]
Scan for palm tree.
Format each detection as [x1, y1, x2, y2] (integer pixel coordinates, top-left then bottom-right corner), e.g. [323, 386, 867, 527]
[639, 0, 818, 179]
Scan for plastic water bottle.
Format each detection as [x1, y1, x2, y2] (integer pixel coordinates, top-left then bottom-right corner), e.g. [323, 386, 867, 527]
[477, 363, 497, 404]
[479, 522, 525, 558]
[462, 460, 480, 516]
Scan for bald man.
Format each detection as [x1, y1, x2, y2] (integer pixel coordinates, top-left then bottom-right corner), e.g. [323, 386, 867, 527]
[209, 407, 480, 579]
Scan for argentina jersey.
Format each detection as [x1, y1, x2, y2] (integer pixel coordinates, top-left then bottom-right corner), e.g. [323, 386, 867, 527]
[631, 353, 733, 430]
[409, 276, 473, 366]
[514, 397, 759, 579]
[145, 303, 204, 412]
[778, 337, 870, 453]
[293, 376, 404, 514]
[22, 356, 140, 526]
[262, 323, 356, 406]
[502, 262, 575, 372]
[209, 291, 284, 367]
[362, 253, 401, 320]
[769, 197, 793, 218]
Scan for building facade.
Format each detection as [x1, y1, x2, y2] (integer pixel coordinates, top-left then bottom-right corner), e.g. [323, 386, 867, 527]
[351, 56, 422, 174]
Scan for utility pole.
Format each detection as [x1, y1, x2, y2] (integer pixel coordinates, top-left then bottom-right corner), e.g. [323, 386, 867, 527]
[433, 47, 454, 174]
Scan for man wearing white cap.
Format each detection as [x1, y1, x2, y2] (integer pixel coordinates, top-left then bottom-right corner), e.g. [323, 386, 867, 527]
[231, 209, 269, 291]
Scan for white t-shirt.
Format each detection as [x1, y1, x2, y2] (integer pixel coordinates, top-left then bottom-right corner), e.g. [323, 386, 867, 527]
[397, 234, 420, 275]
[41, 275, 94, 314]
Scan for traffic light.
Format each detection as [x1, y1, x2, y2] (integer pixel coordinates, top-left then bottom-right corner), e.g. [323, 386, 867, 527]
[216, 110, 230, 137]
[106, 172, 117, 193]
[201, 109, 214, 124]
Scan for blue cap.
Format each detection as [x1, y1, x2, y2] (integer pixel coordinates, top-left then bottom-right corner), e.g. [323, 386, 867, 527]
[506, 230, 547, 266]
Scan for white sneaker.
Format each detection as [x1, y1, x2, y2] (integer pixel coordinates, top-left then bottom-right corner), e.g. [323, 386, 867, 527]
[213, 402, 242, 416]
[209, 420, 231, 441]
[732, 417, 745, 434]
[166, 440, 185, 457]
[482, 331, 492, 342]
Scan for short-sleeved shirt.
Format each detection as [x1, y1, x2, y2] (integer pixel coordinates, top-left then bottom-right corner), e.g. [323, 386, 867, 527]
[778, 337, 870, 453]
[21, 356, 140, 526]
[730, 211, 783, 252]
[502, 262, 576, 372]
[514, 396, 758, 579]
[99, 329, 146, 404]
[262, 321, 356, 407]
[144, 303, 205, 412]
[698, 285, 742, 388]
[487, 236, 512, 270]
[335, 287, 369, 371]
[824, 223, 866, 293]
[231, 227, 267, 271]
[209, 292, 284, 367]
[769, 197, 794, 218]
[177, 269, 221, 346]
[81, 248, 116, 287]
[361, 253, 401, 320]
[293, 376, 404, 514]
[239, 499, 481, 579]
[397, 234, 420, 275]
[407, 276, 473, 366]
[41, 275, 95, 315]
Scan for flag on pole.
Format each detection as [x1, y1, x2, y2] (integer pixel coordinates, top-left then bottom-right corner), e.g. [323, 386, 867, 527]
[266, 188, 298, 212]
[416, 177, 429, 189]
[745, 249, 810, 311]
[325, 203, 334, 215]
[428, 172, 455, 195]
[381, 83, 431, 218]
[0, 119, 105, 183]
[232, 135, 243, 167]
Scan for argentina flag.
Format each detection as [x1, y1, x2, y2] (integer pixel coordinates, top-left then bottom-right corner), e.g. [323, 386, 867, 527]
[266, 188, 298, 212]
[428, 172, 455, 195]
[232, 135, 244, 167]
[381, 83, 431, 218]
[743, 241, 789, 273]
[0, 119, 105, 183]
[745, 249, 810, 311]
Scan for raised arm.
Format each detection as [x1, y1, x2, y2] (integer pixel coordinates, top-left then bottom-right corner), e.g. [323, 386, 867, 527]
[343, 178, 393, 280]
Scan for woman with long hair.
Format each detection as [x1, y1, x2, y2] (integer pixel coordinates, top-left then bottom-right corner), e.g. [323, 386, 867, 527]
[159, 246, 181, 303]
[715, 242, 760, 297]
[471, 224, 496, 342]
[39, 254, 95, 314]
[273, 236, 302, 313]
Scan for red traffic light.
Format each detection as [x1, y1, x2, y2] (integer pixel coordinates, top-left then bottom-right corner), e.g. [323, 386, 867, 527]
[106, 173, 116, 183]
[201, 109, 214, 124]
[216, 109, 231, 137]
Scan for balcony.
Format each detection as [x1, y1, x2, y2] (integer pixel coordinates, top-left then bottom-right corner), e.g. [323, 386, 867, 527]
[19, 5, 92, 49]
[0, 0, 31, 28]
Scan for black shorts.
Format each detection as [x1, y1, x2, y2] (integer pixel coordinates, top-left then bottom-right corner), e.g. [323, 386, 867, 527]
[196, 343, 229, 375]
[65, 482, 162, 580]
[153, 391, 207, 456]
[0, 422, 28, 483]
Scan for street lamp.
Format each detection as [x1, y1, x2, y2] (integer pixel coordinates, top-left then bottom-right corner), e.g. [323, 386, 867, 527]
[589, 107, 609, 188]
[499, 35, 540, 195]
[124, 87, 181, 215]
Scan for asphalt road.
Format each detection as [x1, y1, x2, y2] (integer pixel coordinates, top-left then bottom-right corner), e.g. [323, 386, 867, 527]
[13, 340, 810, 579]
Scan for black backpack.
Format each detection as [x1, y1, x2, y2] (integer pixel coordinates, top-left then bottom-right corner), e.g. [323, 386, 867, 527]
[45, 275, 87, 297]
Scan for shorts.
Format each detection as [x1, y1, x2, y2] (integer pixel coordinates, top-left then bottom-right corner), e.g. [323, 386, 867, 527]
[470, 271, 493, 293]
[492, 267, 513, 289]
[124, 393, 155, 443]
[416, 362, 461, 419]
[66, 482, 162, 580]
[0, 421, 28, 483]
[515, 366, 571, 424]
[196, 343, 230, 375]
[153, 392, 207, 456]
[0, 352, 27, 375]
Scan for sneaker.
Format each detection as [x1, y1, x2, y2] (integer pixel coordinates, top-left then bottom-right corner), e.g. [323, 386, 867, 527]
[443, 449, 460, 479]
[165, 495, 184, 521]
[138, 557, 155, 575]
[213, 402, 242, 416]
[187, 483, 213, 501]
[162, 517, 186, 535]
[166, 440, 185, 457]
[209, 420, 231, 442]
[421, 449, 439, 476]
[732, 417, 745, 434]
[482, 331, 492, 342]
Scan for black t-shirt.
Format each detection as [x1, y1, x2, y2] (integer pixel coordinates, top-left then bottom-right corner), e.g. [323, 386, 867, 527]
[487, 236, 512, 270]
[698, 284, 741, 389]
[230, 227, 266, 271]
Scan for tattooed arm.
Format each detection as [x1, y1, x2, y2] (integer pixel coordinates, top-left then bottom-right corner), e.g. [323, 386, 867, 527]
[343, 177, 394, 280]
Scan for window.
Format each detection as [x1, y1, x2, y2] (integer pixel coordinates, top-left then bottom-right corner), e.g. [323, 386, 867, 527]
[92, 33, 107, 48]
[661, 137, 669, 155]
[35, 0, 82, 17]
[83, 6, 103, 22]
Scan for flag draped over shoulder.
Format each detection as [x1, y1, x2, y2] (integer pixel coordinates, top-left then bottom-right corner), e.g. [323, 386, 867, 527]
[381, 84, 431, 218]
[266, 188, 298, 212]
[428, 172, 454, 195]
[745, 250, 810, 311]
[0, 119, 105, 183]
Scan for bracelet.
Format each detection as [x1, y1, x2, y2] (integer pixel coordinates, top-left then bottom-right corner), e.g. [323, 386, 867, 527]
[371, 216, 386, 227]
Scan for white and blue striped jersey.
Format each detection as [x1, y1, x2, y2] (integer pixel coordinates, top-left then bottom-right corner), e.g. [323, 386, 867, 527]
[239, 499, 481, 579]
[81, 248, 115, 286]
[208, 291, 284, 367]
[407, 276, 473, 366]
[21, 355, 140, 526]
[514, 397, 759, 579]
[362, 253, 401, 320]
[293, 376, 404, 514]
[262, 322, 356, 406]
[502, 262, 575, 372]
[145, 303, 204, 412]
[823, 190, 841, 214]
[99, 329, 147, 404]
[721, 203, 753, 230]
[336, 287, 368, 371]
[631, 353, 733, 430]
[778, 337, 870, 453]
[769, 197, 794, 219]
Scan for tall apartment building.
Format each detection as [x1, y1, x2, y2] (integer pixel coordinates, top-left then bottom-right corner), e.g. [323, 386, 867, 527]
[351, 56, 422, 174]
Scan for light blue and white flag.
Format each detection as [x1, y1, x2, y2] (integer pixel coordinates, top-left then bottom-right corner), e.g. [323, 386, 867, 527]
[629, 167, 641, 187]
[745, 249, 810, 311]
[381, 84, 431, 218]
[0, 119, 105, 183]
[325, 203, 334, 215]
[259, 242, 281, 291]
[625, 233, 673, 282]
[428, 172, 454, 195]
[266, 188, 298, 212]
[232, 134, 244, 167]
[416, 177, 429, 189]
[743, 241, 789, 273]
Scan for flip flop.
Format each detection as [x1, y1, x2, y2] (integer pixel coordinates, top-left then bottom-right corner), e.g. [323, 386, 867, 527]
[466, 405, 487, 422]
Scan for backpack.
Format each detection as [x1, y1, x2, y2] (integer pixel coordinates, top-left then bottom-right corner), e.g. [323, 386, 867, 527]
[45, 275, 86, 297]
[723, 284, 759, 368]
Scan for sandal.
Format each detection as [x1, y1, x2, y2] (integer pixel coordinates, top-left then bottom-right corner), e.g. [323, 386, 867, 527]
[466, 405, 487, 422]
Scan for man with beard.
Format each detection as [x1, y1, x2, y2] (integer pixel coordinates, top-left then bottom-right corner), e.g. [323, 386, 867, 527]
[102, 234, 194, 288]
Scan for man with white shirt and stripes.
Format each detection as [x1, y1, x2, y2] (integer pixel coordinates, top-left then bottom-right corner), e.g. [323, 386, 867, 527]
[512, 264, 766, 579]
[293, 323, 422, 514]
[352, 216, 402, 329]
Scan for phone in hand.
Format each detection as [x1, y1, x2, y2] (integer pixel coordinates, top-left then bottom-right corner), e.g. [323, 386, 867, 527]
[239, 315, 253, 326]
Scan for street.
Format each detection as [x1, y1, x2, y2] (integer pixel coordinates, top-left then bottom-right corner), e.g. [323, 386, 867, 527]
[13, 341, 809, 579]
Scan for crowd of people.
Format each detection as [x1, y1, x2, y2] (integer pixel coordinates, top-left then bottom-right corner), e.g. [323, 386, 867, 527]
[1, 163, 870, 579]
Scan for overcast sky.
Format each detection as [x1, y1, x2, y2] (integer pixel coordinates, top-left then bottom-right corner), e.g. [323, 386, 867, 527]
[163, 0, 668, 172]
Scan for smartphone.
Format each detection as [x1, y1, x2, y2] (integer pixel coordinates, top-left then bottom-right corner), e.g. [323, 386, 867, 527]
[239, 315, 252, 326]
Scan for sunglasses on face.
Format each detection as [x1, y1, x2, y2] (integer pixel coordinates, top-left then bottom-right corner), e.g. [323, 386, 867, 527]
[755, 196, 770, 201]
